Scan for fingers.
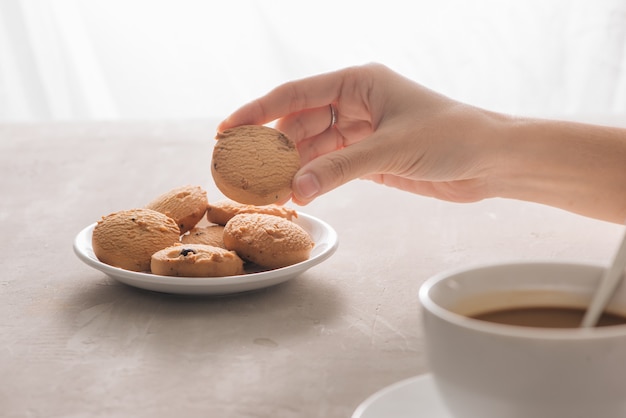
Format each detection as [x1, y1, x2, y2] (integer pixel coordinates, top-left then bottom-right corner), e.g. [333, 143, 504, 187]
[218, 68, 347, 132]
[292, 135, 382, 205]
[296, 129, 344, 165]
[275, 105, 335, 144]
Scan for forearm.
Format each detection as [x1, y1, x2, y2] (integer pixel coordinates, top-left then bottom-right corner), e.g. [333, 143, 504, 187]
[489, 117, 626, 223]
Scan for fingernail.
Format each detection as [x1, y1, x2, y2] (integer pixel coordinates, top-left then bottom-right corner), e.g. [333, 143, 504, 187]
[295, 172, 321, 199]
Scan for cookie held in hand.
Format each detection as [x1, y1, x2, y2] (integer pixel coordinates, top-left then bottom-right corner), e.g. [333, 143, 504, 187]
[212, 125, 301, 205]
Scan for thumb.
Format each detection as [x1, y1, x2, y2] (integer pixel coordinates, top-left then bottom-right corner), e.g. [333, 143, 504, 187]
[291, 137, 382, 204]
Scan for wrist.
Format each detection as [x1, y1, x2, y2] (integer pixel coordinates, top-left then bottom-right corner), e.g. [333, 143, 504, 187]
[490, 117, 626, 223]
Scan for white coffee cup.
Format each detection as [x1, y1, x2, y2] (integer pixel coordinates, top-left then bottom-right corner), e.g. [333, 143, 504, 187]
[419, 261, 626, 418]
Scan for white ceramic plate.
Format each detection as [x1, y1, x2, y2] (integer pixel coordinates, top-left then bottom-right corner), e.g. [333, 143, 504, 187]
[352, 374, 452, 418]
[73, 212, 338, 295]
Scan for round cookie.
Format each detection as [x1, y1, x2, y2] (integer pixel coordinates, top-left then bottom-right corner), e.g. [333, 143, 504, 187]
[212, 125, 301, 205]
[92, 208, 180, 272]
[151, 244, 244, 277]
[207, 199, 297, 226]
[223, 213, 314, 269]
[146, 185, 208, 234]
[181, 225, 226, 248]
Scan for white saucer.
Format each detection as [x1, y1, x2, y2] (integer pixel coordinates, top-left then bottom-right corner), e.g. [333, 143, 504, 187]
[73, 212, 338, 295]
[352, 374, 452, 418]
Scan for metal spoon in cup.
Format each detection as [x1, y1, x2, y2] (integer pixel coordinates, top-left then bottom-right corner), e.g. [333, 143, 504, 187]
[581, 229, 626, 328]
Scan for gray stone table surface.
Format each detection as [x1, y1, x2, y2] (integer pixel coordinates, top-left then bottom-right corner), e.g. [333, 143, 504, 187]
[1, 119, 623, 418]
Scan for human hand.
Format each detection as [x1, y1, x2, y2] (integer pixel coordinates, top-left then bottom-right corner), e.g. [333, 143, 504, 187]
[218, 63, 505, 205]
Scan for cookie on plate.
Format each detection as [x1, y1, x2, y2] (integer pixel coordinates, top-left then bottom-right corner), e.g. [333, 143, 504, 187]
[181, 225, 226, 248]
[151, 244, 244, 277]
[92, 208, 180, 272]
[146, 185, 208, 234]
[206, 199, 297, 226]
[223, 213, 314, 269]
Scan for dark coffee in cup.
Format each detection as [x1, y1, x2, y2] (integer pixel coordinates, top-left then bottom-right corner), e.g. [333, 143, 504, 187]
[471, 306, 626, 328]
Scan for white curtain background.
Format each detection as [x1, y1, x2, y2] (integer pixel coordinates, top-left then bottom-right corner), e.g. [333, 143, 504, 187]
[1, 0, 626, 122]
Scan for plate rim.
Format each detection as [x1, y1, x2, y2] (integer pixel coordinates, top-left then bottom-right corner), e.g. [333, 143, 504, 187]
[73, 212, 338, 294]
